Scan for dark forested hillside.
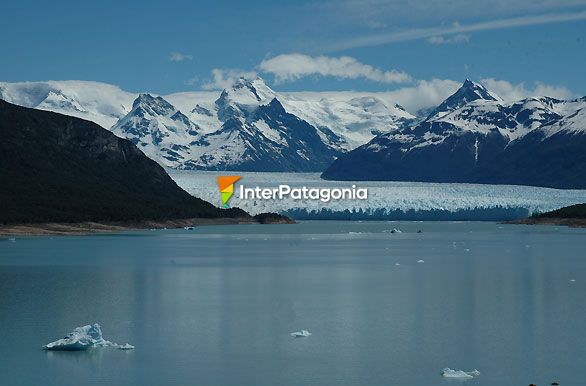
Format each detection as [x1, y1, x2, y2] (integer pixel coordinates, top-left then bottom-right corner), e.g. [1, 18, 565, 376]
[0, 99, 247, 224]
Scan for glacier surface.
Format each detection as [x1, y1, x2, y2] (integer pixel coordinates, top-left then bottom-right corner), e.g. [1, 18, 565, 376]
[170, 171, 586, 220]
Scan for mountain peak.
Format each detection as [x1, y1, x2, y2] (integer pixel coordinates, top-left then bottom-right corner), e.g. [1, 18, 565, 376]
[425, 79, 501, 120]
[229, 76, 275, 101]
[460, 79, 498, 99]
[132, 93, 176, 116]
[216, 76, 279, 121]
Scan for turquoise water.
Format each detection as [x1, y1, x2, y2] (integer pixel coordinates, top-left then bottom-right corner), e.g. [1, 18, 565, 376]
[0, 221, 585, 386]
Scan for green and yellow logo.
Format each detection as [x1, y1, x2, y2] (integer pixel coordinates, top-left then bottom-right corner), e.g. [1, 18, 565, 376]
[217, 176, 241, 208]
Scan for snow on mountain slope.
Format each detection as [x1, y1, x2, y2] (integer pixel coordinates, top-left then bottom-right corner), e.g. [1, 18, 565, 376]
[0, 78, 417, 159]
[111, 94, 199, 167]
[0, 80, 136, 128]
[165, 78, 415, 150]
[538, 99, 586, 137]
[281, 94, 415, 148]
[164, 91, 221, 134]
[323, 80, 586, 189]
[105, 79, 345, 171]
[425, 79, 501, 121]
[181, 93, 344, 171]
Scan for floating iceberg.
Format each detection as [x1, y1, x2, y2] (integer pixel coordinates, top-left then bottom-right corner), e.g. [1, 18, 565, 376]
[183, 226, 195, 230]
[384, 228, 402, 234]
[441, 368, 480, 379]
[43, 323, 134, 351]
[290, 330, 312, 338]
[117, 343, 135, 350]
[417, 259, 425, 263]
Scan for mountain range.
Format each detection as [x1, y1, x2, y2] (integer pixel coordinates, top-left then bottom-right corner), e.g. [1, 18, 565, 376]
[1, 78, 585, 188]
[0, 78, 414, 172]
[322, 80, 586, 189]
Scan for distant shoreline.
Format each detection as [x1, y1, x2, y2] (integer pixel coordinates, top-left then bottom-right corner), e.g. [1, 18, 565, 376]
[506, 217, 586, 228]
[0, 216, 294, 236]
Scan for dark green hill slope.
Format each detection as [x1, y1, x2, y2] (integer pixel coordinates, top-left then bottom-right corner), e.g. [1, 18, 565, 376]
[536, 204, 586, 219]
[0, 99, 247, 224]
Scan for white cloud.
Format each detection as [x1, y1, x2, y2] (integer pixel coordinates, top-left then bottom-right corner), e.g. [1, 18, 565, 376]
[169, 52, 193, 62]
[366, 20, 388, 29]
[385, 79, 462, 113]
[426, 34, 470, 45]
[480, 78, 575, 101]
[328, 10, 586, 51]
[318, 78, 574, 114]
[384, 78, 576, 113]
[195, 56, 574, 112]
[201, 68, 258, 90]
[315, 1, 586, 30]
[259, 53, 412, 84]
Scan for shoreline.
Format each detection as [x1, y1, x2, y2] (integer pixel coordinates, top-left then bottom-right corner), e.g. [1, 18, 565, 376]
[505, 217, 586, 228]
[0, 217, 293, 236]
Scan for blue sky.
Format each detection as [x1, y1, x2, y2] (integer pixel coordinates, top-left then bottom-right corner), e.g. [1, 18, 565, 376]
[2, 0, 586, 97]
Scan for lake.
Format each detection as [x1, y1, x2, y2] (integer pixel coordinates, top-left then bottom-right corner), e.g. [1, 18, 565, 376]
[1, 221, 585, 386]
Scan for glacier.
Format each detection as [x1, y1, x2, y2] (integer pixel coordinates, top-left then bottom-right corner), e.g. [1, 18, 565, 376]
[170, 171, 586, 221]
[43, 323, 134, 351]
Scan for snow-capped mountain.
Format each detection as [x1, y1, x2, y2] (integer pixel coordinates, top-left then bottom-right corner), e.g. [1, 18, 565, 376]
[181, 78, 345, 171]
[169, 77, 415, 151]
[110, 78, 345, 171]
[424, 79, 501, 120]
[165, 78, 416, 152]
[323, 80, 586, 189]
[280, 94, 415, 148]
[0, 78, 415, 171]
[0, 80, 135, 128]
[111, 94, 199, 166]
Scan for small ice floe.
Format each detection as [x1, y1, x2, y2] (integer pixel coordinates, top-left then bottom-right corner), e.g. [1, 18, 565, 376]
[348, 231, 363, 235]
[290, 330, 312, 338]
[383, 228, 402, 234]
[465, 248, 471, 252]
[8, 237, 16, 242]
[441, 368, 480, 379]
[570, 279, 576, 282]
[116, 343, 135, 350]
[417, 259, 425, 263]
[183, 226, 195, 230]
[43, 323, 134, 351]
[395, 263, 401, 266]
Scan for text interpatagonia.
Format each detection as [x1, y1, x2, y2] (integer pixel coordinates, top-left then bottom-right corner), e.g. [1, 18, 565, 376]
[239, 184, 368, 203]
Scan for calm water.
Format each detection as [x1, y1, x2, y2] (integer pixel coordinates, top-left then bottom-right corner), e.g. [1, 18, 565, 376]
[0, 221, 585, 386]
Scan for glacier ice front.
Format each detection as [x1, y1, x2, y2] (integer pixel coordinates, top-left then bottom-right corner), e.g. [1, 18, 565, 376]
[43, 323, 134, 351]
[170, 170, 586, 221]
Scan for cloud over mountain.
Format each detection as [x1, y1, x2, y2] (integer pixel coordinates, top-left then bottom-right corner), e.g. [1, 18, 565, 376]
[258, 54, 412, 84]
